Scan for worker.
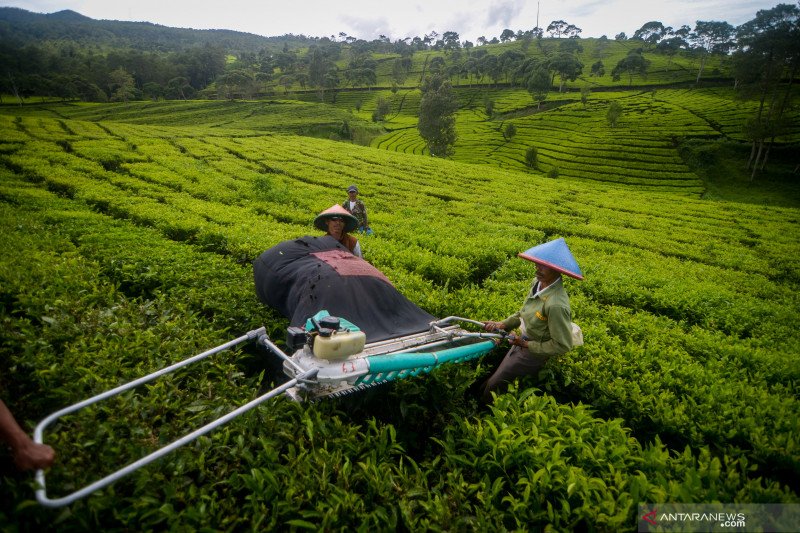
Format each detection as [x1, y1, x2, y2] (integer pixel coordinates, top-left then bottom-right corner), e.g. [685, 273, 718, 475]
[480, 238, 583, 403]
[341, 185, 373, 235]
[314, 204, 363, 257]
[1, 399, 55, 471]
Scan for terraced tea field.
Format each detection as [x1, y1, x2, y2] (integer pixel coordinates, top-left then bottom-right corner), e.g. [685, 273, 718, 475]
[1, 101, 798, 530]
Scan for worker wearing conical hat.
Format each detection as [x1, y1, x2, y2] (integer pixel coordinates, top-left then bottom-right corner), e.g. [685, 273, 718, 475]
[314, 204, 362, 257]
[479, 238, 583, 404]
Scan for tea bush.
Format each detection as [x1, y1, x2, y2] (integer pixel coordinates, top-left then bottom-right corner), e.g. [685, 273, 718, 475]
[1, 103, 798, 530]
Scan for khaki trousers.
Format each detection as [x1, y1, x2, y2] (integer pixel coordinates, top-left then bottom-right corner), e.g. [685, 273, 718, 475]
[481, 345, 550, 403]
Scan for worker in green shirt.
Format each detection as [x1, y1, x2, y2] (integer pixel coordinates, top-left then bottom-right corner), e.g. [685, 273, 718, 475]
[480, 238, 583, 404]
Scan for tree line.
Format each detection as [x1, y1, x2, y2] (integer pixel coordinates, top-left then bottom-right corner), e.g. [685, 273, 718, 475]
[1, 4, 796, 174]
[0, 5, 795, 104]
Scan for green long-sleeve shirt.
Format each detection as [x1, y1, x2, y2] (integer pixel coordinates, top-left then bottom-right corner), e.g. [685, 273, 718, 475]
[501, 277, 572, 356]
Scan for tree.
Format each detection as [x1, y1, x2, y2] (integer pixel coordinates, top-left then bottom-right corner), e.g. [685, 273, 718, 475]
[141, 82, 163, 101]
[306, 45, 338, 101]
[372, 97, 390, 122]
[278, 75, 293, 94]
[503, 123, 517, 141]
[418, 74, 458, 157]
[345, 61, 377, 90]
[633, 21, 668, 47]
[166, 77, 192, 100]
[500, 29, 516, 42]
[549, 53, 583, 92]
[580, 87, 590, 107]
[547, 20, 569, 38]
[108, 67, 136, 102]
[429, 56, 446, 74]
[690, 21, 735, 83]
[179, 44, 226, 90]
[611, 49, 650, 86]
[559, 39, 584, 56]
[614, 32, 627, 41]
[499, 50, 525, 85]
[484, 97, 494, 118]
[479, 54, 502, 86]
[524, 62, 550, 109]
[606, 101, 623, 127]
[564, 24, 582, 38]
[656, 37, 688, 64]
[392, 57, 412, 86]
[590, 60, 605, 77]
[216, 69, 256, 100]
[273, 50, 298, 73]
[733, 3, 800, 179]
[525, 146, 539, 169]
[322, 69, 340, 103]
[442, 31, 461, 52]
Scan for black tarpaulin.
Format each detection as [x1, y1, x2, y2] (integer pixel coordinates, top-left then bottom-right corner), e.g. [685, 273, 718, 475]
[253, 236, 436, 342]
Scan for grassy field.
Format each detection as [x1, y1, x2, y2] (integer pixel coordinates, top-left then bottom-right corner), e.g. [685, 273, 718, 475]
[0, 89, 799, 530]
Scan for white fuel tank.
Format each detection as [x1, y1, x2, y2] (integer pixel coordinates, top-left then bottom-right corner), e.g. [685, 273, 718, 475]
[312, 329, 366, 360]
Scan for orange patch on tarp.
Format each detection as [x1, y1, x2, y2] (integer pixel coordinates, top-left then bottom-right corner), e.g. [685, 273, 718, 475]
[311, 250, 393, 286]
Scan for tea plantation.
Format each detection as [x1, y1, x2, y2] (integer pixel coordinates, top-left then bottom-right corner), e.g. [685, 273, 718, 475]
[1, 93, 799, 531]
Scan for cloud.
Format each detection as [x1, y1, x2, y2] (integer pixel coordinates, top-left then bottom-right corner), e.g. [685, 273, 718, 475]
[340, 14, 394, 40]
[487, 0, 525, 28]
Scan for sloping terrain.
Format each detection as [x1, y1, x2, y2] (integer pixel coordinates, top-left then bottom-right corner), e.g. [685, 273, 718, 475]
[1, 106, 798, 529]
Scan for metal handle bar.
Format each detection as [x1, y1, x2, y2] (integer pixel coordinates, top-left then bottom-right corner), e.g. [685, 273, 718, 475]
[33, 327, 309, 508]
[432, 316, 488, 328]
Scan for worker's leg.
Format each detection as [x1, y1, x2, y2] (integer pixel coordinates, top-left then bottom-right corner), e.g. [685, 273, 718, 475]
[480, 345, 548, 404]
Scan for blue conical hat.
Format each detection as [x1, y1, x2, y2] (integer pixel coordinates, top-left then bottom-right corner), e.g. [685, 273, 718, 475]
[518, 238, 583, 280]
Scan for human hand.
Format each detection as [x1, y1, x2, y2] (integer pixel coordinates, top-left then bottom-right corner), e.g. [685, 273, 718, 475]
[507, 334, 527, 348]
[14, 441, 55, 471]
[483, 321, 505, 332]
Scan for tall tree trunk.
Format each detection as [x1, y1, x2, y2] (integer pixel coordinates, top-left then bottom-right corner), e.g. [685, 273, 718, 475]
[765, 60, 798, 169]
[746, 48, 776, 176]
[7, 73, 23, 105]
[696, 53, 707, 84]
[747, 140, 757, 169]
[750, 140, 764, 181]
[758, 61, 786, 173]
[761, 142, 771, 171]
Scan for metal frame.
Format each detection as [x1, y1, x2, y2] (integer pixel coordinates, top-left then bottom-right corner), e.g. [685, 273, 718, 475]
[32, 316, 502, 508]
[32, 327, 314, 508]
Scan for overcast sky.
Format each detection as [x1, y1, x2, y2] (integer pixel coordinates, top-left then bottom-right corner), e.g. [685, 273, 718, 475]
[2, 0, 785, 42]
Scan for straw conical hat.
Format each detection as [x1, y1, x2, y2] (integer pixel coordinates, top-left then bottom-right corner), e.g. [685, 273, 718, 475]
[314, 204, 359, 233]
[518, 238, 583, 280]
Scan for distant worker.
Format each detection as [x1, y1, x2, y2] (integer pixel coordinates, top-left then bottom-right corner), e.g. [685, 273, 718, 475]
[314, 204, 363, 258]
[1, 399, 55, 471]
[479, 238, 583, 404]
[342, 185, 373, 235]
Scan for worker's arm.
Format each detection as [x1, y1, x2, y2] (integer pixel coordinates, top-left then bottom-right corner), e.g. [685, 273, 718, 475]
[0, 399, 55, 470]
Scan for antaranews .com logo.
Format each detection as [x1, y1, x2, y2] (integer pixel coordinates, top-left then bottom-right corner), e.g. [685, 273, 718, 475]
[638, 504, 800, 532]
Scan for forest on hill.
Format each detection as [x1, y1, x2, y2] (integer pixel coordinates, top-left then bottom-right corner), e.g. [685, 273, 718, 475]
[1, 4, 797, 103]
[2, 3, 797, 187]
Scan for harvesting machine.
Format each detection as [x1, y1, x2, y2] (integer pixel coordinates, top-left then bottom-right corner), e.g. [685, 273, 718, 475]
[32, 236, 505, 507]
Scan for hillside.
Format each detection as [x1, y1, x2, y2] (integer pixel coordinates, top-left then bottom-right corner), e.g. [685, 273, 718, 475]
[0, 104, 799, 529]
[0, 6, 311, 53]
[13, 84, 799, 197]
